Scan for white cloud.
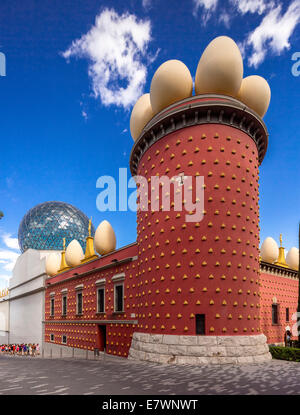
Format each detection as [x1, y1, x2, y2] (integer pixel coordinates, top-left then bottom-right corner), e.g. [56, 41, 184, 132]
[2, 233, 19, 250]
[63, 8, 154, 109]
[193, 0, 218, 21]
[246, 1, 300, 67]
[0, 275, 9, 289]
[219, 11, 231, 28]
[237, 41, 246, 59]
[0, 250, 19, 272]
[142, 0, 152, 9]
[192, 0, 300, 66]
[0, 233, 20, 282]
[230, 0, 269, 15]
[193, 0, 267, 24]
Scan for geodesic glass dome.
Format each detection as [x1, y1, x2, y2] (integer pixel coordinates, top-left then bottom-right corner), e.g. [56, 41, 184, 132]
[18, 201, 95, 253]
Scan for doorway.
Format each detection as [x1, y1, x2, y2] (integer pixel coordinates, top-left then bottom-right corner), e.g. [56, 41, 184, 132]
[97, 325, 107, 351]
[195, 314, 205, 335]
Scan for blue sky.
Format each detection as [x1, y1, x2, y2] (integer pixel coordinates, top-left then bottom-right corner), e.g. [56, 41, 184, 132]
[0, 0, 299, 287]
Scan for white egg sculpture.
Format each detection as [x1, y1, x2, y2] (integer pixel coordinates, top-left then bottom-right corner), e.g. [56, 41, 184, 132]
[65, 240, 84, 267]
[94, 220, 116, 255]
[45, 253, 61, 277]
[236, 75, 271, 118]
[286, 247, 299, 271]
[195, 36, 243, 97]
[130, 93, 154, 142]
[150, 59, 193, 114]
[260, 237, 279, 263]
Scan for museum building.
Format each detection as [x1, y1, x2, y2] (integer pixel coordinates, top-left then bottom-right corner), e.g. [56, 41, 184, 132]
[5, 36, 299, 365]
[0, 201, 95, 347]
[43, 90, 299, 364]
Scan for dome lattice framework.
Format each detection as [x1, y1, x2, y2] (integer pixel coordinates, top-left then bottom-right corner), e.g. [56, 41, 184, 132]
[18, 201, 95, 253]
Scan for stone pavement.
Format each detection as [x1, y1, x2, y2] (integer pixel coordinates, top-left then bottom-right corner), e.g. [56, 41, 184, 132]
[0, 354, 299, 395]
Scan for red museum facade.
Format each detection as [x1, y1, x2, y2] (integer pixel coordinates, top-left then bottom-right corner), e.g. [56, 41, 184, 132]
[44, 95, 298, 362]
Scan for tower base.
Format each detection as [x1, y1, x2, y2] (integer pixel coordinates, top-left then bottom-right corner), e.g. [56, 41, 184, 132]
[129, 333, 271, 365]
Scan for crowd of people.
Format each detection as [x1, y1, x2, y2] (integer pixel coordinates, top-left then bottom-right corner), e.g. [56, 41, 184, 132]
[0, 343, 40, 357]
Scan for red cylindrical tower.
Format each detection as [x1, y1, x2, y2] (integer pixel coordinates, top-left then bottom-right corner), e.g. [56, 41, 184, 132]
[129, 95, 271, 364]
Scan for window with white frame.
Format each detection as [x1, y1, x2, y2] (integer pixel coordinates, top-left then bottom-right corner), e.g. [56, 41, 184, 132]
[50, 297, 55, 317]
[76, 291, 83, 315]
[112, 273, 125, 313]
[97, 287, 105, 313]
[272, 304, 279, 325]
[114, 283, 124, 312]
[62, 295, 67, 316]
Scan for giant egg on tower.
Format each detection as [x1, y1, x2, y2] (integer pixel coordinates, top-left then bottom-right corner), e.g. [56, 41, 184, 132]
[130, 94, 154, 141]
[65, 240, 84, 267]
[195, 36, 243, 96]
[150, 60, 193, 114]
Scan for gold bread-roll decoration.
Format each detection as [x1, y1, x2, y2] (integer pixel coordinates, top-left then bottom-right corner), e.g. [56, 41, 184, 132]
[195, 36, 243, 97]
[130, 93, 154, 141]
[150, 59, 193, 114]
[236, 75, 271, 117]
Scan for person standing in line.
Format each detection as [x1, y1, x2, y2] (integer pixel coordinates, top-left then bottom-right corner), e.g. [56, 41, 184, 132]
[36, 343, 40, 355]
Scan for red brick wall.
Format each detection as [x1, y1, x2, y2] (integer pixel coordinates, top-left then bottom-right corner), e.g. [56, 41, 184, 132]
[260, 270, 298, 344]
[135, 123, 261, 336]
[44, 96, 274, 357]
[45, 244, 138, 357]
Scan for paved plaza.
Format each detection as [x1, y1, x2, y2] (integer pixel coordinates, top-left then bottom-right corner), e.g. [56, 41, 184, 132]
[0, 354, 299, 395]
